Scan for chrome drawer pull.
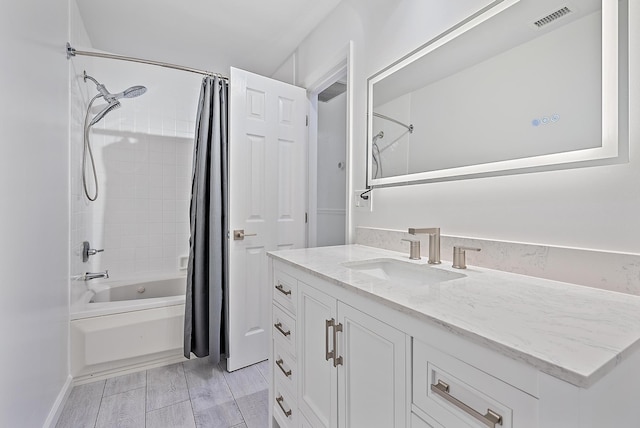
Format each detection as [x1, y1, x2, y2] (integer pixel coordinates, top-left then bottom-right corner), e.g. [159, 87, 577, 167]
[332, 320, 343, 367]
[431, 380, 503, 427]
[274, 322, 291, 337]
[325, 319, 335, 361]
[276, 395, 292, 417]
[275, 283, 292, 296]
[275, 358, 292, 377]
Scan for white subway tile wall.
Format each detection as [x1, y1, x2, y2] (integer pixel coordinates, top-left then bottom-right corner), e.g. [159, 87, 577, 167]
[70, 53, 201, 280]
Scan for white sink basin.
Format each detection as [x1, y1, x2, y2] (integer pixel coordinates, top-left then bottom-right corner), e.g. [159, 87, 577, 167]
[342, 258, 465, 287]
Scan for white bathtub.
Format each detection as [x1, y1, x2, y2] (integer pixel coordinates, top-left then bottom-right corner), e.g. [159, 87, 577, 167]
[70, 274, 188, 382]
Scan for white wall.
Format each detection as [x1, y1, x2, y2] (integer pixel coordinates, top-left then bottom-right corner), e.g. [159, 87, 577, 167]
[69, 31, 200, 283]
[293, 0, 640, 254]
[0, 0, 70, 426]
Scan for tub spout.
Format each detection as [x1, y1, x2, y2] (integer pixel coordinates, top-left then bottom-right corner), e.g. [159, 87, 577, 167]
[82, 270, 109, 281]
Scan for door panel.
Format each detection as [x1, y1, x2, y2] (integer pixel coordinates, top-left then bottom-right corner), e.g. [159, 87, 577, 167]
[298, 282, 338, 428]
[337, 302, 407, 428]
[228, 67, 307, 371]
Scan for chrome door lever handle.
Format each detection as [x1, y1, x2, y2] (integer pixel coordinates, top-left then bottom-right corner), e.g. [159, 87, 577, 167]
[233, 229, 257, 240]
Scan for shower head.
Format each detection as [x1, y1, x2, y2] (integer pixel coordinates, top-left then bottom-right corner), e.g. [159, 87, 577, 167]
[84, 71, 147, 100]
[113, 85, 147, 99]
[89, 99, 121, 127]
[83, 71, 146, 126]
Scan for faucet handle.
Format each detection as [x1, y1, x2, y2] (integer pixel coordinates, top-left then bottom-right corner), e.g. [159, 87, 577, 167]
[401, 238, 421, 260]
[452, 246, 481, 269]
[82, 241, 104, 263]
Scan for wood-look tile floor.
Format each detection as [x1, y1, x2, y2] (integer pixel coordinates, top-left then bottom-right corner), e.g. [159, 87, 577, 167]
[56, 358, 270, 428]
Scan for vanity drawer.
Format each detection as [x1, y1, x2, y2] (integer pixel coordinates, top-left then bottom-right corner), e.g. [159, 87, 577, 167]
[411, 411, 443, 428]
[413, 339, 538, 428]
[273, 379, 297, 428]
[273, 304, 296, 352]
[274, 269, 297, 315]
[273, 339, 297, 394]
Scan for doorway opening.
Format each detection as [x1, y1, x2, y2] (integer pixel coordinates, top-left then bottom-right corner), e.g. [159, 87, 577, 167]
[315, 79, 347, 247]
[307, 44, 353, 248]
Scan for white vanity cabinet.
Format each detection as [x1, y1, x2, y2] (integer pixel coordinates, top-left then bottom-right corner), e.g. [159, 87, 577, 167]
[271, 263, 407, 428]
[269, 247, 640, 428]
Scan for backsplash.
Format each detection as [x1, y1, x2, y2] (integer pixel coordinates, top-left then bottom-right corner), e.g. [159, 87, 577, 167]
[356, 227, 640, 296]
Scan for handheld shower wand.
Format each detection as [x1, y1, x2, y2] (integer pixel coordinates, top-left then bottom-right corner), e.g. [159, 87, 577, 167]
[82, 71, 147, 201]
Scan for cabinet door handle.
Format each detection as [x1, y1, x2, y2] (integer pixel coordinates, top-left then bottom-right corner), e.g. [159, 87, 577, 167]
[276, 395, 293, 418]
[275, 283, 292, 296]
[275, 358, 292, 377]
[332, 320, 343, 367]
[431, 380, 503, 427]
[325, 319, 335, 361]
[274, 322, 291, 337]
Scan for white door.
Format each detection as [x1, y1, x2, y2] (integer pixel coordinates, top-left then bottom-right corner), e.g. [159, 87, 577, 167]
[227, 67, 307, 371]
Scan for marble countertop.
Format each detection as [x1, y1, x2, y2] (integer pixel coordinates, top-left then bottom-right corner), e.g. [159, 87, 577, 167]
[268, 244, 640, 388]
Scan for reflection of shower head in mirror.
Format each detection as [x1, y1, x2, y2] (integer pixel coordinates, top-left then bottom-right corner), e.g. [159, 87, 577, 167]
[372, 131, 384, 178]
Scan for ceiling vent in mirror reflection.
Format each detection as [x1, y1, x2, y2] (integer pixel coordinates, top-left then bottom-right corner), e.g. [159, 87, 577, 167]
[533, 6, 573, 28]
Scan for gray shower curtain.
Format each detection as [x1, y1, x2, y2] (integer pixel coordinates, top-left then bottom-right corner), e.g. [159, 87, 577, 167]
[184, 76, 228, 362]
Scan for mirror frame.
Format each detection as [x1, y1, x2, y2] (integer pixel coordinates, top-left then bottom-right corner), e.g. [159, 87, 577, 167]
[366, 0, 628, 187]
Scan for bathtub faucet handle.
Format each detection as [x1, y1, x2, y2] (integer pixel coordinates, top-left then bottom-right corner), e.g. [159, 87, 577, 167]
[82, 241, 104, 262]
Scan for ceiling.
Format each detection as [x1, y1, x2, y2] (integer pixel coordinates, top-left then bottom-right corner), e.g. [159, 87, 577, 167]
[76, 0, 343, 77]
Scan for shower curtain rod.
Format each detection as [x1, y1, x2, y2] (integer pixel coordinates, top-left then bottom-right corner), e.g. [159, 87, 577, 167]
[373, 112, 414, 133]
[66, 43, 229, 81]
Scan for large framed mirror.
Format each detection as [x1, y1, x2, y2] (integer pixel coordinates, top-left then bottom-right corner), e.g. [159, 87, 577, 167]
[367, 0, 628, 187]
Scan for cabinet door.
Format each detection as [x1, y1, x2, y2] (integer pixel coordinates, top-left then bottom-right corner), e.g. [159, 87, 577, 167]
[337, 301, 407, 428]
[297, 282, 338, 428]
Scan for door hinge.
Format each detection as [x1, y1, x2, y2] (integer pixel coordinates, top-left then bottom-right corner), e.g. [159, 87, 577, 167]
[305, 115, 309, 126]
[305, 212, 308, 223]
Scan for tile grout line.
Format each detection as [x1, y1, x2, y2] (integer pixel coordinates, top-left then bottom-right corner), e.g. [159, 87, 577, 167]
[219, 359, 248, 427]
[94, 379, 107, 428]
[143, 372, 147, 428]
[144, 369, 148, 427]
[182, 361, 199, 428]
[178, 362, 198, 427]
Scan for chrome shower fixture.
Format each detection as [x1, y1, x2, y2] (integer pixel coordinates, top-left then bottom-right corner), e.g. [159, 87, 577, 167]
[82, 71, 147, 202]
[83, 71, 147, 126]
[89, 99, 120, 127]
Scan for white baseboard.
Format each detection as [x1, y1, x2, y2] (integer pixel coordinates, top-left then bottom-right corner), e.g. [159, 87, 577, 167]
[42, 374, 73, 428]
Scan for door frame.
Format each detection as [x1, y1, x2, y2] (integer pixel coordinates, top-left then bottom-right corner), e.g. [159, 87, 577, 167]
[305, 41, 354, 247]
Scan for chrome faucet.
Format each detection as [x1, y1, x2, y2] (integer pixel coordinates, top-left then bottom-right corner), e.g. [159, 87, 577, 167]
[408, 228, 441, 264]
[82, 270, 109, 281]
